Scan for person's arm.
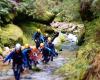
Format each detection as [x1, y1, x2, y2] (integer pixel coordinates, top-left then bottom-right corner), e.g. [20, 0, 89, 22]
[46, 47, 53, 56]
[40, 35, 44, 42]
[22, 49, 31, 67]
[52, 44, 55, 51]
[3, 51, 14, 63]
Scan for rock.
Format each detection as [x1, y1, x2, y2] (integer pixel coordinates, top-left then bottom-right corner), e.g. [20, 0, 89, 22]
[53, 32, 66, 50]
[2, 47, 11, 57]
[67, 33, 78, 43]
[6, 70, 13, 76]
[53, 37, 61, 46]
[0, 24, 24, 47]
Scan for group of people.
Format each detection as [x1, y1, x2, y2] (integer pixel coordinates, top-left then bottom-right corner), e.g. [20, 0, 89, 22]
[3, 29, 59, 80]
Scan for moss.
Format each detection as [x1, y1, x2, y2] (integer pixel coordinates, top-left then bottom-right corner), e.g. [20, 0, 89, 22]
[32, 67, 42, 72]
[18, 22, 54, 44]
[41, 11, 55, 21]
[0, 22, 54, 48]
[0, 24, 24, 47]
[56, 17, 100, 80]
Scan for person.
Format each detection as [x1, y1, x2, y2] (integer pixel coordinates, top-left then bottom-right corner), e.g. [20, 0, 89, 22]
[32, 29, 44, 48]
[22, 44, 32, 70]
[44, 33, 49, 42]
[47, 37, 58, 57]
[39, 43, 53, 64]
[3, 43, 23, 80]
[29, 46, 42, 67]
[44, 33, 49, 47]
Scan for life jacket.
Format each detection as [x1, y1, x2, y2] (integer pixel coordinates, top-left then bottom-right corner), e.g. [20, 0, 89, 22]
[29, 48, 42, 61]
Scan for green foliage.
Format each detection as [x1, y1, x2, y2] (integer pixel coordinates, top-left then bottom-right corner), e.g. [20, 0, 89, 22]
[54, 0, 80, 22]
[91, 0, 100, 17]
[16, 0, 56, 21]
[56, 17, 100, 80]
[56, 58, 89, 80]
[0, 0, 81, 24]
[0, 47, 3, 54]
[0, 0, 14, 24]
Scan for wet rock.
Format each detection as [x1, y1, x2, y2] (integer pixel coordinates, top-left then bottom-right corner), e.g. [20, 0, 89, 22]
[67, 33, 78, 43]
[6, 70, 13, 76]
[53, 32, 66, 47]
[50, 21, 84, 35]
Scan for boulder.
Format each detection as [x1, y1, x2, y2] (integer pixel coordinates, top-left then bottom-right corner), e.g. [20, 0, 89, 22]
[67, 33, 78, 43]
[53, 32, 66, 50]
[0, 24, 24, 47]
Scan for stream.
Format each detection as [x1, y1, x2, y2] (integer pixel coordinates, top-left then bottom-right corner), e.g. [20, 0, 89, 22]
[0, 39, 78, 80]
[0, 21, 80, 80]
[0, 53, 66, 80]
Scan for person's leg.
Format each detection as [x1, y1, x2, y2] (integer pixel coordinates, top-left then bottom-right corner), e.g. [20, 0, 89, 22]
[13, 68, 17, 80]
[13, 64, 19, 80]
[29, 59, 32, 70]
[16, 65, 21, 80]
[34, 60, 37, 67]
[27, 58, 32, 70]
[45, 56, 50, 64]
[55, 52, 58, 57]
[20, 64, 24, 73]
[52, 49, 58, 57]
[36, 41, 40, 48]
[43, 56, 47, 64]
[50, 55, 53, 61]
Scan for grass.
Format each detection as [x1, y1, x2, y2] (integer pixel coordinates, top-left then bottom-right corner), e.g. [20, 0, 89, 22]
[55, 17, 100, 80]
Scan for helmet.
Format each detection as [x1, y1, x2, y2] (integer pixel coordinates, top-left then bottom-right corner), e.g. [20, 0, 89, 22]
[48, 37, 51, 42]
[37, 29, 41, 32]
[24, 44, 30, 48]
[45, 33, 48, 37]
[15, 43, 21, 50]
[32, 46, 36, 50]
[40, 43, 44, 47]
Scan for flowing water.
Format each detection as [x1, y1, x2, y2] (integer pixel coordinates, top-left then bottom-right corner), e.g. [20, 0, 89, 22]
[0, 33, 78, 80]
[0, 52, 67, 80]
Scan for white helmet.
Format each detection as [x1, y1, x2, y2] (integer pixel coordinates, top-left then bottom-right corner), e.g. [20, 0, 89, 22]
[15, 43, 21, 50]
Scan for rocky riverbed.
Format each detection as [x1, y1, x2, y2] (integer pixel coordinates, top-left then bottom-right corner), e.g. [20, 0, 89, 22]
[0, 21, 81, 80]
[0, 40, 78, 80]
